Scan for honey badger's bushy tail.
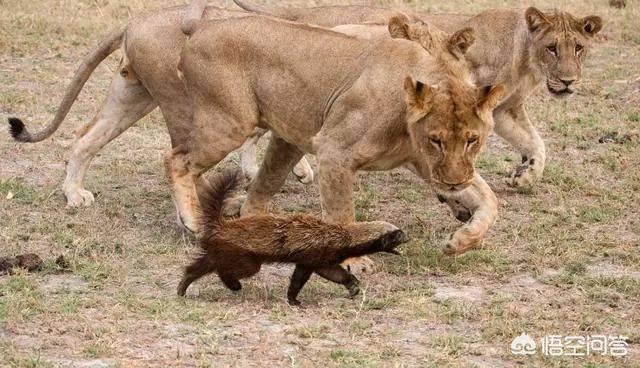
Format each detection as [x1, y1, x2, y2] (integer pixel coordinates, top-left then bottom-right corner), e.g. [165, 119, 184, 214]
[198, 170, 242, 234]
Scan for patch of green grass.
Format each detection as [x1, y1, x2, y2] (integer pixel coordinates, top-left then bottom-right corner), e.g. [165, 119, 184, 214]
[330, 349, 376, 367]
[59, 297, 79, 315]
[435, 299, 479, 324]
[355, 183, 377, 221]
[476, 153, 509, 175]
[0, 299, 7, 325]
[82, 344, 105, 358]
[395, 240, 510, 276]
[431, 334, 464, 357]
[578, 206, 616, 223]
[7, 354, 55, 368]
[362, 297, 394, 311]
[565, 261, 587, 276]
[53, 232, 74, 248]
[0, 180, 41, 205]
[550, 273, 640, 298]
[295, 324, 330, 339]
[182, 309, 206, 326]
[2, 274, 45, 322]
[543, 164, 584, 191]
[75, 261, 112, 286]
[394, 187, 422, 203]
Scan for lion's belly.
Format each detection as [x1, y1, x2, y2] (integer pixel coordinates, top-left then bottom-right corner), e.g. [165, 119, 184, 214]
[258, 111, 319, 153]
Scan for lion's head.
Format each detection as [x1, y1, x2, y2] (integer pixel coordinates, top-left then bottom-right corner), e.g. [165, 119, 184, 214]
[404, 78, 504, 192]
[525, 7, 603, 97]
[389, 18, 504, 192]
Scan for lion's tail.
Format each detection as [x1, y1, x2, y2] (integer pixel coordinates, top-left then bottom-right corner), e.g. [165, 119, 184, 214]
[232, 0, 297, 20]
[8, 26, 125, 143]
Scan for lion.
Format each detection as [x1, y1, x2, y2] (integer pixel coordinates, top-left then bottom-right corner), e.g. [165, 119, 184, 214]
[233, 0, 603, 190]
[7, 5, 318, 209]
[6, 3, 599, 266]
[168, 15, 504, 269]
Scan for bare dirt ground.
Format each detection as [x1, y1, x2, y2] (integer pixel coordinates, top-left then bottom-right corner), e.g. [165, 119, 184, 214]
[1, 0, 639, 367]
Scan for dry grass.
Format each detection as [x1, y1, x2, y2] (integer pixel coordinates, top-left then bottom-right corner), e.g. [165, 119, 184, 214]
[1, 0, 640, 367]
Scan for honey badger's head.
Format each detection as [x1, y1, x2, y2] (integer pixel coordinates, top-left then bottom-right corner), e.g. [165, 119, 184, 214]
[344, 221, 409, 254]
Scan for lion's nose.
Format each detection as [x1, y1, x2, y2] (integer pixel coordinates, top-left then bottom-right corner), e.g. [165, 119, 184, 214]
[560, 78, 576, 87]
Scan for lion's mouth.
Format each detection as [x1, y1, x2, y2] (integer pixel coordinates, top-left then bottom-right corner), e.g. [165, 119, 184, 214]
[546, 80, 574, 96]
[433, 180, 473, 193]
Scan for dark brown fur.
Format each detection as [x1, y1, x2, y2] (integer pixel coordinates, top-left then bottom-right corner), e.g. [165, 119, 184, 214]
[178, 171, 407, 305]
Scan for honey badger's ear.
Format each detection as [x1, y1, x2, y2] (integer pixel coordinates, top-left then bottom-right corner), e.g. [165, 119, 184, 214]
[388, 14, 411, 39]
[580, 15, 603, 37]
[404, 76, 434, 123]
[448, 27, 475, 58]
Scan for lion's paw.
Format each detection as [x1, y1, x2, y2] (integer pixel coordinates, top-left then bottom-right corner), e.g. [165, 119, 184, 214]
[442, 233, 481, 256]
[342, 256, 375, 274]
[65, 188, 95, 208]
[507, 160, 541, 188]
[223, 195, 246, 217]
[292, 162, 314, 185]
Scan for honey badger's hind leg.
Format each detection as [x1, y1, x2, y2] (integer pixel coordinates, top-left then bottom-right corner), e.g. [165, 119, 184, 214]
[315, 265, 360, 298]
[64, 64, 156, 207]
[219, 273, 242, 291]
[287, 265, 314, 306]
[178, 254, 216, 296]
[218, 255, 261, 292]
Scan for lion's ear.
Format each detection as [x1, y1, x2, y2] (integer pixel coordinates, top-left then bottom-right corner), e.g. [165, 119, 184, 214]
[525, 7, 551, 34]
[404, 76, 434, 122]
[388, 15, 411, 39]
[477, 84, 505, 112]
[581, 15, 603, 37]
[448, 27, 475, 58]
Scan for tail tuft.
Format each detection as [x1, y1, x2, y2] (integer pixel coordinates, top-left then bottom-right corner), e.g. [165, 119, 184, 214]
[8, 117, 26, 141]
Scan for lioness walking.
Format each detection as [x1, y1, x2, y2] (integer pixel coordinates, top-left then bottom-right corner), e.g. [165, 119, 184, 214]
[234, 0, 603, 189]
[169, 16, 504, 264]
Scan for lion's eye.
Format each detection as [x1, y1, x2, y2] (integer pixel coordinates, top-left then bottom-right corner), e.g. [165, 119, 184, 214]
[575, 44, 583, 54]
[467, 137, 479, 145]
[546, 45, 557, 55]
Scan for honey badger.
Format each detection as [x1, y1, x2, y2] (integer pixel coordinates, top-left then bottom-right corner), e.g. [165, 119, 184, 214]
[178, 170, 407, 305]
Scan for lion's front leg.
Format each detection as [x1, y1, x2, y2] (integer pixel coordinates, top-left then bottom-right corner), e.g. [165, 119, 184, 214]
[316, 150, 374, 273]
[241, 135, 306, 217]
[439, 174, 498, 255]
[494, 105, 546, 188]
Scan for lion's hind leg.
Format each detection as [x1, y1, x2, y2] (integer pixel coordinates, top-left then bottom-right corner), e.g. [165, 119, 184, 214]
[166, 107, 255, 233]
[63, 65, 156, 207]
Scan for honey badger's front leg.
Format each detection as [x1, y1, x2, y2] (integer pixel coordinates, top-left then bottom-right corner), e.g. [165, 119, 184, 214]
[288, 265, 360, 306]
[439, 173, 499, 255]
[288, 265, 313, 305]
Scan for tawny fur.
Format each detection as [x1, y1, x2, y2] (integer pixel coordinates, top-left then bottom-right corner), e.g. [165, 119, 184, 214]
[6, 3, 600, 258]
[169, 15, 504, 263]
[233, 0, 603, 190]
[178, 171, 407, 305]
